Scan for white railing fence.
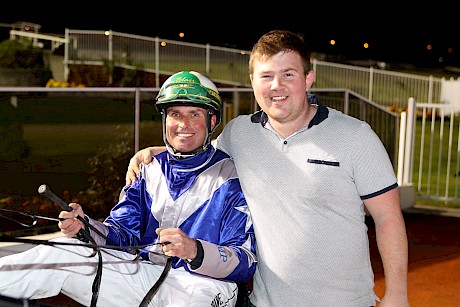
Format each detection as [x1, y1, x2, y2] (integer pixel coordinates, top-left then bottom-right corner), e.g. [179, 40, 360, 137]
[62, 29, 445, 110]
[9, 28, 453, 110]
[403, 97, 460, 203]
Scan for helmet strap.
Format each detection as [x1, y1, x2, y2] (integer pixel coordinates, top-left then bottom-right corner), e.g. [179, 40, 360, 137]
[160, 109, 214, 159]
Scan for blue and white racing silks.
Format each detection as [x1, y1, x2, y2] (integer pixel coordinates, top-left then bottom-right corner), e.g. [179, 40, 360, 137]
[93, 146, 256, 283]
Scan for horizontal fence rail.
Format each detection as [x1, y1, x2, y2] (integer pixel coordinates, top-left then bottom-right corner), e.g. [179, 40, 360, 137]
[64, 29, 252, 88]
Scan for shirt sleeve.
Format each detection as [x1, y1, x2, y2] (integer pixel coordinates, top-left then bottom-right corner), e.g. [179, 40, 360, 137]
[187, 240, 244, 279]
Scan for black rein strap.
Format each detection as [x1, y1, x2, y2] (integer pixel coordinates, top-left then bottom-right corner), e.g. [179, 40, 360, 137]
[139, 257, 173, 307]
[0, 209, 172, 306]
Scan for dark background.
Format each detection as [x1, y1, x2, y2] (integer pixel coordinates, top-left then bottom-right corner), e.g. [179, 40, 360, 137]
[1, 5, 459, 68]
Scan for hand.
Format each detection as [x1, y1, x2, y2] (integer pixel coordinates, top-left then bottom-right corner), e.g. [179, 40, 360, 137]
[58, 203, 85, 238]
[125, 147, 157, 186]
[156, 228, 197, 260]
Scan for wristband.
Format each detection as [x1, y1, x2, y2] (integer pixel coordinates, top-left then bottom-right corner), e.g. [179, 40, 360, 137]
[76, 215, 90, 243]
[186, 239, 204, 269]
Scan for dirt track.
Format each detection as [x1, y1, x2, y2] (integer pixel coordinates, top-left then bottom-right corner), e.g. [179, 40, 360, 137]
[369, 209, 460, 307]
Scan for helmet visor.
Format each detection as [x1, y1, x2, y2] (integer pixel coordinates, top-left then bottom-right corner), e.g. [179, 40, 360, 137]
[156, 83, 220, 110]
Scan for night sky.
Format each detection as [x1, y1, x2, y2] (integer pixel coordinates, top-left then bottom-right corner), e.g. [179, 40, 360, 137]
[1, 5, 458, 68]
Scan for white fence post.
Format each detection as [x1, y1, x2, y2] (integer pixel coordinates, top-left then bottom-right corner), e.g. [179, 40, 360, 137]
[404, 97, 416, 184]
[398, 97, 416, 209]
[397, 111, 406, 185]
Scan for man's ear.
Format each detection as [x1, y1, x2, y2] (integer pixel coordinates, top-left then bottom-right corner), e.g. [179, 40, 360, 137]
[306, 70, 315, 88]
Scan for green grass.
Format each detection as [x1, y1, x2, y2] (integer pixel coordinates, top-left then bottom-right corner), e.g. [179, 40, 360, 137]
[24, 123, 130, 156]
[1, 120, 163, 197]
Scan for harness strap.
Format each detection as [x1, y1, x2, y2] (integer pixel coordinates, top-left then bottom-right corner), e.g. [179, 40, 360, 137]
[139, 257, 173, 307]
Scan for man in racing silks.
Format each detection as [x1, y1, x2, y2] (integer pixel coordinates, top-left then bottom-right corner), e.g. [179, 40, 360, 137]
[0, 71, 257, 307]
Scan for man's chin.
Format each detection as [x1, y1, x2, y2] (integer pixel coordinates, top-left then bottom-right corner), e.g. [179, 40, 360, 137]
[171, 144, 197, 153]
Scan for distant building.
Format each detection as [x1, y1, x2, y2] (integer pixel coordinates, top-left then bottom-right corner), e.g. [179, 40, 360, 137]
[10, 21, 41, 34]
[9, 22, 43, 47]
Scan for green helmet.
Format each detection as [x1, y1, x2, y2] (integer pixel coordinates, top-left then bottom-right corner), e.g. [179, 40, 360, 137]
[155, 71, 222, 157]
